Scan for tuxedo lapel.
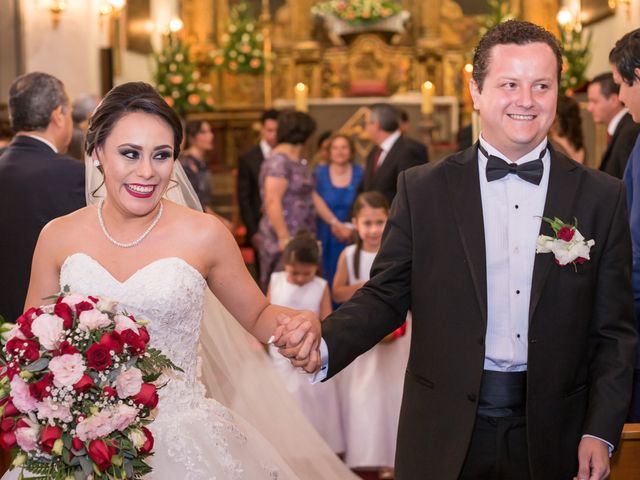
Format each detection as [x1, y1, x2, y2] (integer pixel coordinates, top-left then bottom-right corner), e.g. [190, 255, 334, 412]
[445, 145, 488, 325]
[528, 149, 581, 323]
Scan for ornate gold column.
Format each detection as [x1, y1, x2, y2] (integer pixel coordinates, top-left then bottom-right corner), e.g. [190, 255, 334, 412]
[289, 0, 314, 42]
[182, 0, 214, 43]
[521, 0, 560, 33]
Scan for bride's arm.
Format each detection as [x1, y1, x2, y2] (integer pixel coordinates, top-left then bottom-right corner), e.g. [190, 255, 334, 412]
[203, 216, 321, 355]
[24, 221, 65, 311]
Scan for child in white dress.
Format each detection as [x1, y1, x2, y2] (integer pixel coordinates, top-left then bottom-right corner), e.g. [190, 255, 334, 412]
[267, 230, 344, 454]
[333, 192, 411, 474]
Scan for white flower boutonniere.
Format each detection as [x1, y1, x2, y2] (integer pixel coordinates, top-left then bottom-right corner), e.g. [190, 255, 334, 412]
[536, 216, 595, 268]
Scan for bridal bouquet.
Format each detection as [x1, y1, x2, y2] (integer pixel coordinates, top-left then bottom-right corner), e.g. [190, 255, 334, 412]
[0, 288, 181, 479]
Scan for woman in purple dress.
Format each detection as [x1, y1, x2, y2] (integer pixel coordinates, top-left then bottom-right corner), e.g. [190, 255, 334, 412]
[258, 111, 351, 291]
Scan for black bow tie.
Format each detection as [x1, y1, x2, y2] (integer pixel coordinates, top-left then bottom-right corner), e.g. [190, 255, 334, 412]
[480, 143, 546, 186]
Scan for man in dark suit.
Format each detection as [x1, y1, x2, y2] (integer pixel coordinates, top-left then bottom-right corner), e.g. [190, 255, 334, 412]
[398, 108, 429, 163]
[360, 103, 426, 205]
[0, 72, 85, 322]
[587, 72, 640, 178]
[237, 109, 279, 278]
[278, 20, 636, 480]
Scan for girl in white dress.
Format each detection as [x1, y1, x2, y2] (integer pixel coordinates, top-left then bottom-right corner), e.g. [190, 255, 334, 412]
[267, 231, 344, 454]
[1, 82, 357, 480]
[333, 192, 411, 474]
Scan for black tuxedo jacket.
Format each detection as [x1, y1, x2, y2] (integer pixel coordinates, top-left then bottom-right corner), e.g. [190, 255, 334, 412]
[360, 135, 427, 205]
[599, 113, 640, 179]
[0, 136, 85, 322]
[323, 144, 636, 479]
[237, 145, 265, 240]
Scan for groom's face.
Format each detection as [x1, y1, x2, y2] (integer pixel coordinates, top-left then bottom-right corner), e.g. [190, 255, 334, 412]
[470, 42, 558, 160]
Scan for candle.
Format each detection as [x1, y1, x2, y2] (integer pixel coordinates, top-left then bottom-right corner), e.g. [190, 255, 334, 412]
[421, 81, 434, 115]
[471, 110, 481, 144]
[463, 63, 473, 113]
[294, 82, 308, 112]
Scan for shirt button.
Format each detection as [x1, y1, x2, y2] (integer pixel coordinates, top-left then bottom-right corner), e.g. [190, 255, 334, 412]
[468, 394, 477, 403]
[516, 290, 520, 294]
[515, 204, 519, 209]
[516, 333, 521, 338]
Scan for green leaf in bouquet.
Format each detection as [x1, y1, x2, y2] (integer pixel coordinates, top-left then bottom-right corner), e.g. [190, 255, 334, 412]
[137, 347, 183, 376]
[24, 357, 49, 372]
[78, 455, 93, 476]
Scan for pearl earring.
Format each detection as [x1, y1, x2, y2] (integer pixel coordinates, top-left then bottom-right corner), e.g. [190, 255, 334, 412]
[93, 159, 101, 167]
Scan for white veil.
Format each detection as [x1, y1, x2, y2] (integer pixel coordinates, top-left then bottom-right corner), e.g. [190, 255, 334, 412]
[85, 158, 357, 479]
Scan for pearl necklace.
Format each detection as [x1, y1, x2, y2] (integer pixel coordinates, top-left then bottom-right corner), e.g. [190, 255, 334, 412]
[97, 199, 163, 248]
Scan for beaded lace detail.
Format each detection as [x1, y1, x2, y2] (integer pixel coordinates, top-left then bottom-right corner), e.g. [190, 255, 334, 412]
[59, 253, 283, 480]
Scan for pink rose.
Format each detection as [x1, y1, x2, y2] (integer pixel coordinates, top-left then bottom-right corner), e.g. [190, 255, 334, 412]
[5, 324, 25, 342]
[14, 418, 39, 452]
[9, 376, 38, 413]
[78, 309, 111, 332]
[111, 404, 138, 431]
[36, 397, 73, 423]
[60, 293, 90, 309]
[115, 367, 143, 399]
[31, 313, 64, 350]
[75, 410, 115, 441]
[49, 353, 85, 388]
[114, 315, 139, 334]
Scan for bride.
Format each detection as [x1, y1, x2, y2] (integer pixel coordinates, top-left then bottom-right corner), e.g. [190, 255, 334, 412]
[4, 82, 354, 479]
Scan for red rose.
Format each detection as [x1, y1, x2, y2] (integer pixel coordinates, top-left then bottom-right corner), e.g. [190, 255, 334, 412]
[120, 329, 146, 354]
[16, 307, 41, 338]
[99, 332, 123, 354]
[40, 424, 62, 452]
[138, 327, 150, 345]
[88, 296, 100, 304]
[72, 437, 84, 451]
[53, 340, 80, 356]
[75, 301, 94, 315]
[0, 430, 16, 449]
[139, 426, 154, 453]
[557, 226, 575, 242]
[133, 383, 158, 409]
[73, 374, 95, 392]
[86, 343, 112, 371]
[88, 439, 112, 471]
[575, 257, 587, 264]
[0, 418, 16, 432]
[103, 386, 117, 397]
[29, 373, 53, 400]
[1, 400, 19, 418]
[6, 338, 40, 362]
[53, 302, 74, 330]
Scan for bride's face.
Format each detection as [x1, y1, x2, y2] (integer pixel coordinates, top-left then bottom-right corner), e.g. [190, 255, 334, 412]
[94, 111, 175, 216]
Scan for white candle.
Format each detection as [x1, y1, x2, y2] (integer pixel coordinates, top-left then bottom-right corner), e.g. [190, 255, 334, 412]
[421, 81, 434, 115]
[294, 83, 308, 112]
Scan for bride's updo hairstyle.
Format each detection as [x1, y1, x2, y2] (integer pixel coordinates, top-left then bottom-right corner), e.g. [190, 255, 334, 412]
[85, 82, 183, 159]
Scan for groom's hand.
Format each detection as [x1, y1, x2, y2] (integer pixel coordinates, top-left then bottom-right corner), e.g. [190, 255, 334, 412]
[271, 311, 321, 373]
[573, 437, 610, 480]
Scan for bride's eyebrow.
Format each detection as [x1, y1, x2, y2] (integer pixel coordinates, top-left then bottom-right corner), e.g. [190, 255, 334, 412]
[117, 143, 173, 151]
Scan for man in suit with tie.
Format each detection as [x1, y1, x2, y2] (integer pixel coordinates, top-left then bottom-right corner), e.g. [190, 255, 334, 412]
[360, 103, 426, 205]
[0, 72, 85, 322]
[587, 72, 640, 178]
[279, 20, 636, 480]
[237, 109, 279, 279]
[612, 28, 640, 423]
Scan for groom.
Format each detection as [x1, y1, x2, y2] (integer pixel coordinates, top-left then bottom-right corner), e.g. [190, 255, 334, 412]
[278, 20, 636, 479]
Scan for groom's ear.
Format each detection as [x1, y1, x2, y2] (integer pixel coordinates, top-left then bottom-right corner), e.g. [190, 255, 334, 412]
[469, 78, 481, 111]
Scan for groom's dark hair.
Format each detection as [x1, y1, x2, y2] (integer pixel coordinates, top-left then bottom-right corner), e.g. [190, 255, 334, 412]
[609, 28, 640, 86]
[85, 82, 183, 159]
[472, 20, 563, 92]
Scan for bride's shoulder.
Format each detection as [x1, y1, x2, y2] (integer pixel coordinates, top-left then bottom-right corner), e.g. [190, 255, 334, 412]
[40, 206, 96, 240]
[163, 201, 230, 243]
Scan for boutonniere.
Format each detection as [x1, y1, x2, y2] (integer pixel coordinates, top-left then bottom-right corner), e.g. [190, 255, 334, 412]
[536, 217, 595, 268]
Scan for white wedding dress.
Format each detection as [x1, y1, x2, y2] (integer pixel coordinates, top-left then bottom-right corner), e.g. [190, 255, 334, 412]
[2, 252, 297, 480]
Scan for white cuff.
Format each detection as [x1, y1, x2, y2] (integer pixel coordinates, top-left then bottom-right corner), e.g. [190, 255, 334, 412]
[309, 338, 329, 384]
[581, 434, 614, 457]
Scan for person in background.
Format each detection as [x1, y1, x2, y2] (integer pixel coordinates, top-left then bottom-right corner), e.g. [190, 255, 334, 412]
[258, 110, 350, 292]
[611, 27, 640, 423]
[0, 72, 84, 323]
[360, 103, 426, 205]
[311, 130, 332, 168]
[314, 133, 363, 286]
[549, 94, 585, 164]
[587, 72, 640, 178]
[0, 103, 14, 154]
[266, 230, 343, 455]
[238, 109, 279, 279]
[332, 191, 410, 479]
[398, 108, 429, 163]
[67, 93, 99, 161]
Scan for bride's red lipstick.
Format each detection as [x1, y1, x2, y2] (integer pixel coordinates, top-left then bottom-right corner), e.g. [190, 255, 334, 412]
[125, 184, 156, 198]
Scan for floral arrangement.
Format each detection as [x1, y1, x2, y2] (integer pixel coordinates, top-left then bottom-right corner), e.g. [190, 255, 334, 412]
[558, 25, 592, 95]
[536, 216, 595, 268]
[311, 0, 401, 25]
[477, 0, 516, 37]
[209, 2, 269, 75]
[154, 33, 215, 116]
[0, 289, 181, 479]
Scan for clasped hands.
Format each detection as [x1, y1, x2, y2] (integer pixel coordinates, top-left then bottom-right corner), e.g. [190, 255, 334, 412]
[270, 311, 322, 373]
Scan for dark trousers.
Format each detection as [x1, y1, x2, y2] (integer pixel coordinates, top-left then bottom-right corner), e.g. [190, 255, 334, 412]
[459, 370, 531, 480]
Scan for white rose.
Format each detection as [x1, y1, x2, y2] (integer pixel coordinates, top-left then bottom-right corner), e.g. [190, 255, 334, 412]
[115, 367, 143, 398]
[61, 293, 90, 308]
[114, 314, 139, 333]
[31, 313, 64, 350]
[96, 296, 118, 313]
[78, 309, 111, 331]
[49, 353, 85, 388]
[535, 235, 555, 254]
[127, 428, 146, 449]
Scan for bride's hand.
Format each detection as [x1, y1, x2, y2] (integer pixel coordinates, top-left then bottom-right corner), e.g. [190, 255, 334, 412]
[271, 312, 321, 373]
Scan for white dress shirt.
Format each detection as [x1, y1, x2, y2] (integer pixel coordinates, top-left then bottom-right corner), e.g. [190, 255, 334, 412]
[260, 139, 272, 159]
[608, 108, 629, 136]
[479, 136, 550, 372]
[23, 134, 58, 153]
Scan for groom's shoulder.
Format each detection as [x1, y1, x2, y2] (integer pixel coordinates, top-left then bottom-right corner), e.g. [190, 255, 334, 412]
[554, 150, 624, 194]
[402, 146, 473, 186]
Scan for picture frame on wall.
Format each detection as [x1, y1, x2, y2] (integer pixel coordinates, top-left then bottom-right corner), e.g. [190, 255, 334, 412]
[580, 0, 615, 26]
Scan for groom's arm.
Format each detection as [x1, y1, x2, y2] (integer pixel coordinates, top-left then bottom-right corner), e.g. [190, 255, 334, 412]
[320, 171, 415, 379]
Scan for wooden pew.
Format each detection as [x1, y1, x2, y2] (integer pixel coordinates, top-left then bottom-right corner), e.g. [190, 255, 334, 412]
[610, 423, 640, 479]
